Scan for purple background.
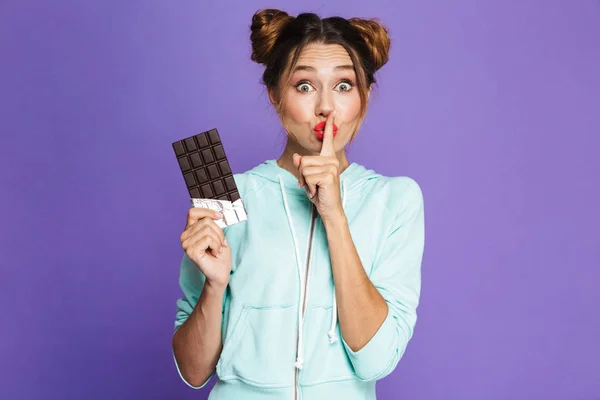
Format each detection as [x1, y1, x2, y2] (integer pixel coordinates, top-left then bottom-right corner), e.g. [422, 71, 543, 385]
[1, 1, 599, 399]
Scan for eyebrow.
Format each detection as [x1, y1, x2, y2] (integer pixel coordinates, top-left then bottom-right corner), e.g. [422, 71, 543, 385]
[292, 65, 355, 72]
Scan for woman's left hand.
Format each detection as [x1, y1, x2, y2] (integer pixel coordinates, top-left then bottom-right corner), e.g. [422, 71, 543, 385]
[293, 110, 344, 222]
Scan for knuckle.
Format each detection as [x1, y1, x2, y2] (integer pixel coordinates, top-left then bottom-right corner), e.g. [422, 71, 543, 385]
[200, 217, 211, 226]
[198, 234, 209, 247]
[190, 222, 200, 233]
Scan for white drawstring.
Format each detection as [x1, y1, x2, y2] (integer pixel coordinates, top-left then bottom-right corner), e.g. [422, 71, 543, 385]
[327, 178, 347, 344]
[278, 176, 349, 369]
[278, 176, 307, 369]
[302, 205, 316, 356]
[297, 205, 316, 368]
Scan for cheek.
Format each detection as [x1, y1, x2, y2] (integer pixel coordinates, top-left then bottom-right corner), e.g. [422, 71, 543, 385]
[337, 93, 362, 119]
[281, 92, 314, 124]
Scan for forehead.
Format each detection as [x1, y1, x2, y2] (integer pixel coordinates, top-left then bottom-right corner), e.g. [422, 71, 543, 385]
[293, 43, 353, 69]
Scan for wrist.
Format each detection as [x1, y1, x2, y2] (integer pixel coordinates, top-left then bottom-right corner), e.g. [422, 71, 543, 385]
[322, 207, 347, 227]
[204, 279, 228, 296]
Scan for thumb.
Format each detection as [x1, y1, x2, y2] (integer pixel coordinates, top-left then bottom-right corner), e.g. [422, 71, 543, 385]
[293, 153, 302, 168]
[292, 153, 305, 188]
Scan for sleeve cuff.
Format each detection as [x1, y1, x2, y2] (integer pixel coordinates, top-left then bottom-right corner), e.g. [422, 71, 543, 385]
[172, 350, 214, 389]
[341, 308, 399, 381]
[172, 327, 213, 389]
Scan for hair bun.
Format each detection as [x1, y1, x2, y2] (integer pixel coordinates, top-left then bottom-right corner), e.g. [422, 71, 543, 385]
[348, 17, 391, 71]
[250, 9, 294, 65]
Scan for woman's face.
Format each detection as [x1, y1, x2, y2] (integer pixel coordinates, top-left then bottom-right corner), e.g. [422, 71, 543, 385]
[273, 43, 367, 154]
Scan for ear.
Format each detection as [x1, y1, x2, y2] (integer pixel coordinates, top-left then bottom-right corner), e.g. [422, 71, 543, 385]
[268, 88, 278, 107]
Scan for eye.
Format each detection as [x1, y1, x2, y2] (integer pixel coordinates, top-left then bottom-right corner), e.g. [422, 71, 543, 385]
[335, 79, 355, 92]
[295, 81, 315, 93]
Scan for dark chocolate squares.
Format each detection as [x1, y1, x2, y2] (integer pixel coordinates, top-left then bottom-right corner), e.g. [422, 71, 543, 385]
[172, 128, 240, 202]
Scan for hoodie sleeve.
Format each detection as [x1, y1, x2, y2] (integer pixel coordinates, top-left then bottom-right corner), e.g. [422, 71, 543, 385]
[172, 253, 217, 389]
[341, 179, 425, 381]
[172, 174, 246, 388]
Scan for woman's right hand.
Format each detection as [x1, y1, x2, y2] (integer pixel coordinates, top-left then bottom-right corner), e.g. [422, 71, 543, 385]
[180, 208, 232, 289]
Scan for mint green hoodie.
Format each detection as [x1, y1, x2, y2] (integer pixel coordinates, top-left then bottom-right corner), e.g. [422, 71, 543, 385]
[173, 159, 425, 400]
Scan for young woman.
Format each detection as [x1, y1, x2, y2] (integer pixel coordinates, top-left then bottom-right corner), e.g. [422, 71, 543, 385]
[172, 8, 425, 400]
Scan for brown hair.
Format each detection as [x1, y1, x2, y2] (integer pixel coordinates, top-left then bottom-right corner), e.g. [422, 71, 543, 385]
[250, 9, 391, 142]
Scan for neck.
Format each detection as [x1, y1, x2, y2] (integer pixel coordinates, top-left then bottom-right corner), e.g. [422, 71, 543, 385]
[276, 139, 350, 181]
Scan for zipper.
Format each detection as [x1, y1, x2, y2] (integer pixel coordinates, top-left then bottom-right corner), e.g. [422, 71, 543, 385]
[295, 204, 317, 400]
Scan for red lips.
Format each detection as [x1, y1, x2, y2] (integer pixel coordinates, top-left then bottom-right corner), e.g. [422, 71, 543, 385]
[313, 121, 338, 139]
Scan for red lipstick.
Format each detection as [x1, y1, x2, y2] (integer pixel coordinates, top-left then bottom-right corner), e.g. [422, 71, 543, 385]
[313, 121, 338, 140]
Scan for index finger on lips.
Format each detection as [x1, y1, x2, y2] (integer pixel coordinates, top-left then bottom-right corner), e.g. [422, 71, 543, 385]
[319, 110, 336, 157]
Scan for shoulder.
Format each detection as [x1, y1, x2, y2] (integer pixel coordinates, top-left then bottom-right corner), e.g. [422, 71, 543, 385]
[231, 171, 266, 200]
[380, 175, 422, 199]
[375, 176, 424, 238]
[367, 173, 424, 216]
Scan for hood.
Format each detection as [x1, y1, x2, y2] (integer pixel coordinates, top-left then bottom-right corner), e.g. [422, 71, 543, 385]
[244, 158, 380, 370]
[247, 158, 377, 199]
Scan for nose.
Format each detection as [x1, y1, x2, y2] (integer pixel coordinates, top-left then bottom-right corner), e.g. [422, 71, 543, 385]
[315, 91, 334, 118]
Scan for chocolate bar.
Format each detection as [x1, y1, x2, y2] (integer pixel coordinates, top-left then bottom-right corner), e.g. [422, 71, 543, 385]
[172, 128, 239, 202]
[173, 128, 247, 227]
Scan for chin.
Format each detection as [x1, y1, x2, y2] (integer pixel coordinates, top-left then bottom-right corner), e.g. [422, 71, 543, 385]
[303, 141, 322, 154]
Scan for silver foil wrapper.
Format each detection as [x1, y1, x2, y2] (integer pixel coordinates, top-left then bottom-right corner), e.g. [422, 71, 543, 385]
[190, 198, 248, 228]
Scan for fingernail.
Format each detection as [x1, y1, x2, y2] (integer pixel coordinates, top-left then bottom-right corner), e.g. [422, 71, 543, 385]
[333, 110, 337, 117]
[215, 211, 223, 218]
[224, 237, 228, 245]
[298, 181, 302, 188]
